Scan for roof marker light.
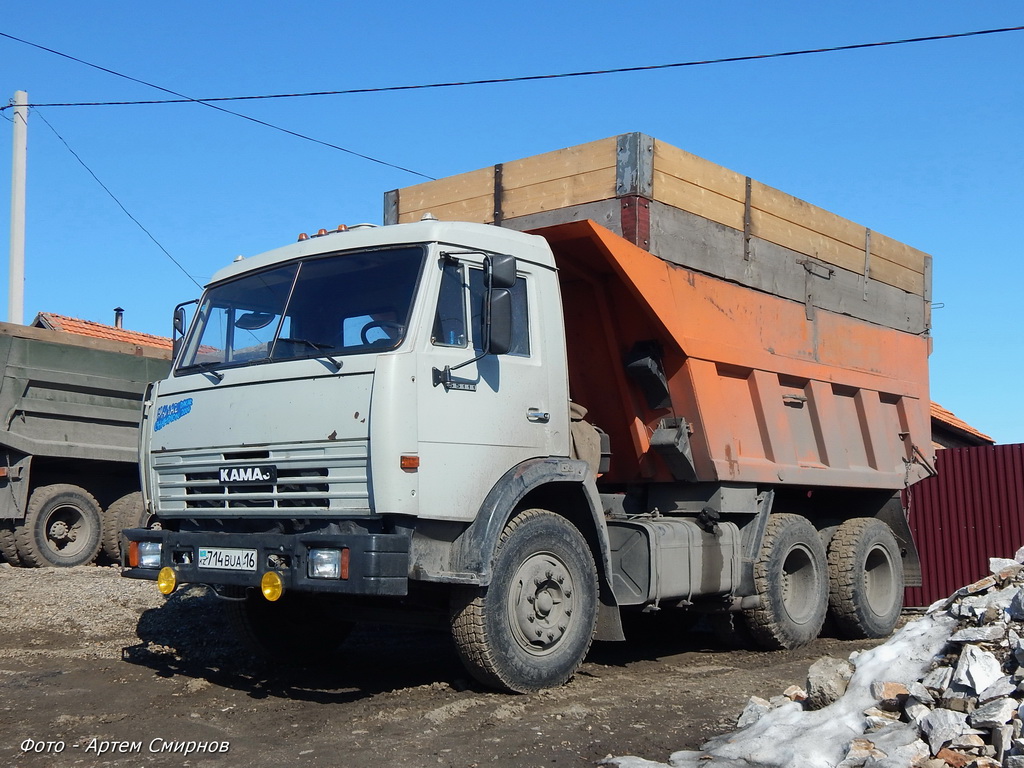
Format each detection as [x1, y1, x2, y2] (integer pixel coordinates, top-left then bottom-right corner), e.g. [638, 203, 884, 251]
[297, 233, 310, 242]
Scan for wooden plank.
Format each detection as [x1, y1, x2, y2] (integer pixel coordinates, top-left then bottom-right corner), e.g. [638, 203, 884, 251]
[503, 168, 616, 219]
[398, 195, 493, 224]
[653, 140, 746, 203]
[871, 231, 931, 276]
[751, 181, 926, 277]
[653, 171, 745, 231]
[390, 133, 932, 298]
[397, 166, 494, 216]
[502, 137, 616, 191]
[751, 209, 924, 295]
[644, 201, 929, 334]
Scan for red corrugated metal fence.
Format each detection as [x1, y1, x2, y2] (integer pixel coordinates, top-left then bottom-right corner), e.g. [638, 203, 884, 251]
[905, 443, 1024, 607]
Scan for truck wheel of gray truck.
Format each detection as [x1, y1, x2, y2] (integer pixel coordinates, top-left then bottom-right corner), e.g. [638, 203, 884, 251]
[827, 518, 904, 639]
[450, 509, 599, 693]
[101, 491, 154, 562]
[0, 523, 23, 566]
[745, 513, 828, 650]
[229, 591, 354, 665]
[14, 484, 103, 567]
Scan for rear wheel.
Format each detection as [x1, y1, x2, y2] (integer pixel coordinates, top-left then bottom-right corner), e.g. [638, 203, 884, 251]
[827, 518, 904, 639]
[0, 523, 22, 566]
[229, 591, 354, 665]
[745, 513, 828, 650]
[15, 484, 102, 567]
[450, 509, 599, 693]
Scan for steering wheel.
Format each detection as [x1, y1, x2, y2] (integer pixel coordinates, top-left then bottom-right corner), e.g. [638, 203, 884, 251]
[360, 320, 405, 345]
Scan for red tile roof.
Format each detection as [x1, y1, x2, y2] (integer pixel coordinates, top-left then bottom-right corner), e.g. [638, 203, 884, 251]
[32, 312, 173, 351]
[930, 401, 994, 445]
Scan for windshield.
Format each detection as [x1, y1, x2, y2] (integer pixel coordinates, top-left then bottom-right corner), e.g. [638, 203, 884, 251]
[177, 245, 424, 372]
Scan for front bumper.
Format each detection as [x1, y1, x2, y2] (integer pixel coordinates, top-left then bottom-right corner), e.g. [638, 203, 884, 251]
[121, 528, 410, 596]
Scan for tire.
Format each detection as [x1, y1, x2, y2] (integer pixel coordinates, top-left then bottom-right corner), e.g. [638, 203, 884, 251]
[229, 591, 354, 665]
[14, 484, 103, 567]
[827, 518, 904, 639]
[450, 509, 599, 693]
[745, 513, 828, 650]
[102, 491, 155, 562]
[0, 523, 23, 566]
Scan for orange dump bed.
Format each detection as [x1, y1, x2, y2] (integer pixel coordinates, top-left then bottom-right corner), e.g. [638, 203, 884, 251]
[543, 220, 931, 490]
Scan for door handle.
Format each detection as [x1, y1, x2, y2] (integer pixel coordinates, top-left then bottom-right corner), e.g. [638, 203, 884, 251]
[527, 409, 550, 423]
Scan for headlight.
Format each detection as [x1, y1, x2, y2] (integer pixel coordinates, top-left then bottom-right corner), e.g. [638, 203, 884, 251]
[308, 549, 341, 579]
[133, 540, 162, 568]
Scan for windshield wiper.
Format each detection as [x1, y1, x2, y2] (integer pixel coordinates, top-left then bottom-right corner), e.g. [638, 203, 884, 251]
[275, 338, 343, 371]
[182, 361, 225, 381]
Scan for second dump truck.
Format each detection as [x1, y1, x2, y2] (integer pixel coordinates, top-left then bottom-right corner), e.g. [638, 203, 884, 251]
[123, 134, 934, 692]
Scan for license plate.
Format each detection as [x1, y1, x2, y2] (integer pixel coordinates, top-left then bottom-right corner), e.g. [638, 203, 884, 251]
[218, 465, 277, 485]
[198, 547, 258, 571]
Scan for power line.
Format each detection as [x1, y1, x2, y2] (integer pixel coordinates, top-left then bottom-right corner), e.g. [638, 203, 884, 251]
[33, 109, 204, 289]
[3, 25, 1022, 110]
[0, 31, 434, 180]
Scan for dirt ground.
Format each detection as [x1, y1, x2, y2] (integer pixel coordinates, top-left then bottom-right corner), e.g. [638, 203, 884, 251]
[0, 563, 893, 768]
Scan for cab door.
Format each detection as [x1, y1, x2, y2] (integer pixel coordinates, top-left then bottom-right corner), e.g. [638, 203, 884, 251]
[415, 253, 569, 522]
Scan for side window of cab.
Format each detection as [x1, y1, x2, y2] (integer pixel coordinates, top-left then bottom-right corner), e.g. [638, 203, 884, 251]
[431, 260, 467, 347]
[469, 268, 530, 356]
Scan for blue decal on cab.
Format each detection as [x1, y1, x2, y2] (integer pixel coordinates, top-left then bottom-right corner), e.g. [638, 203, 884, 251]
[154, 398, 194, 431]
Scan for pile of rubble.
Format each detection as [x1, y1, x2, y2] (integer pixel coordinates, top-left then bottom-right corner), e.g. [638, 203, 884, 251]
[609, 550, 1024, 768]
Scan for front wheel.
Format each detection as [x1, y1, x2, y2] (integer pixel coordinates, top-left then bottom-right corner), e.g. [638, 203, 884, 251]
[15, 484, 102, 567]
[450, 509, 599, 693]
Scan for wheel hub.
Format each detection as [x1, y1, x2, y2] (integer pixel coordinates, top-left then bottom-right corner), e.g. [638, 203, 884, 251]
[510, 554, 574, 653]
[48, 519, 72, 541]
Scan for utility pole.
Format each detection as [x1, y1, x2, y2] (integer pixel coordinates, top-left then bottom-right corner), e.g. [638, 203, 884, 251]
[8, 90, 28, 325]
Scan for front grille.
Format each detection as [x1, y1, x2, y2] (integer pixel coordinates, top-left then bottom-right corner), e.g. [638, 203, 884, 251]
[152, 441, 370, 515]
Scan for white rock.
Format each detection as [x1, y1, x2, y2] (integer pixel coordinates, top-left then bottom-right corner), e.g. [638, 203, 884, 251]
[864, 725, 932, 768]
[903, 696, 931, 726]
[990, 557, 1022, 576]
[992, 723, 1014, 763]
[978, 675, 1015, 703]
[970, 696, 1018, 728]
[908, 681, 935, 704]
[736, 696, 771, 728]
[1014, 544, 1024, 564]
[1009, 589, 1024, 621]
[921, 708, 969, 754]
[922, 665, 953, 693]
[950, 625, 1006, 643]
[952, 645, 1003, 694]
[807, 656, 854, 710]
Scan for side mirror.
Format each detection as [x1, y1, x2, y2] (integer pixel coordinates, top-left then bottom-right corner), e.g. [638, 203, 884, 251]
[173, 306, 187, 336]
[487, 253, 516, 290]
[172, 300, 198, 359]
[487, 288, 512, 355]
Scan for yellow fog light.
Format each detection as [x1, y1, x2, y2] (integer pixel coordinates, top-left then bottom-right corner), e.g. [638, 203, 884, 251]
[157, 567, 177, 595]
[261, 571, 284, 602]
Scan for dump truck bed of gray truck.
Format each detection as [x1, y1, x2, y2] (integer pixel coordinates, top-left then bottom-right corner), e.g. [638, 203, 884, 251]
[0, 321, 171, 567]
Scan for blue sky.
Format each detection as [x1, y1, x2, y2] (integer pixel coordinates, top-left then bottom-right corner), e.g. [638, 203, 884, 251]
[2, 2, 1022, 442]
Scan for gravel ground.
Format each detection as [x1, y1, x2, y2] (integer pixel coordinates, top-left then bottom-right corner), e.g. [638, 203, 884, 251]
[0, 562, 893, 768]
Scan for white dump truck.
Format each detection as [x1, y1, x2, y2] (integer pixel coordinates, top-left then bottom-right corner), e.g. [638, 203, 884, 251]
[123, 135, 934, 692]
